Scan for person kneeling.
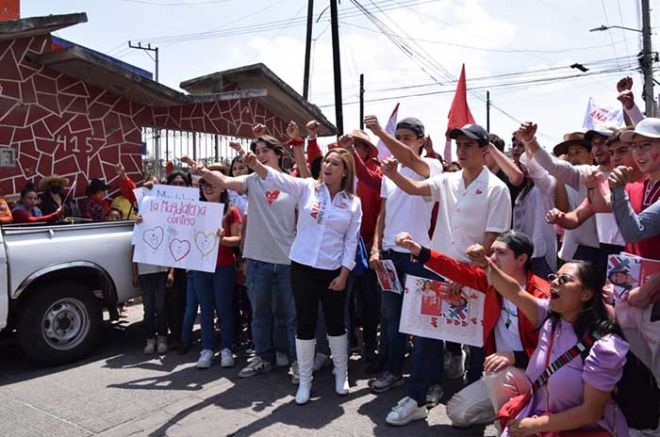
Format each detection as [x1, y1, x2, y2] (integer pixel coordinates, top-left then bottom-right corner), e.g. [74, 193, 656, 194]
[394, 230, 550, 427]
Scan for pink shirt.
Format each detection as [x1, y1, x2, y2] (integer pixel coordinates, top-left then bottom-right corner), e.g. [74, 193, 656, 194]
[503, 299, 629, 436]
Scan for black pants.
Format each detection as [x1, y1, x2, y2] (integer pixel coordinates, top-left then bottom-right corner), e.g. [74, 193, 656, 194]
[165, 268, 187, 343]
[351, 268, 381, 353]
[290, 261, 346, 340]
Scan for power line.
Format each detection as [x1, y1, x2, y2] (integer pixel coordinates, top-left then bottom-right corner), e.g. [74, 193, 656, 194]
[118, 0, 229, 5]
[131, 0, 440, 44]
[318, 64, 640, 107]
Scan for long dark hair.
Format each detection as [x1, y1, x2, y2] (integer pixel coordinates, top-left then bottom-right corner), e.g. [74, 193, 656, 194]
[549, 260, 619, 339]
[228, 155, 252, 177]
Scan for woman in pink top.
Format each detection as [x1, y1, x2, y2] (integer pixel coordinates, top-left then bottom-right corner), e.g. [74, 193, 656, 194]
[468, 245, 629, 436]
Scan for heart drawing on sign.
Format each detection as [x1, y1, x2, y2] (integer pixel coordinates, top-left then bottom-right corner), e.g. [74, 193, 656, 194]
[265, 190, 280, 205]
[143, 226, 164, 250]
[194, 231, 218, 257]
[169, 239, 191, 261]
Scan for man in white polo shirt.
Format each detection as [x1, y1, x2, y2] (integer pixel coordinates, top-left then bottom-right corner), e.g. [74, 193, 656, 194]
[381, 123, 511, 424]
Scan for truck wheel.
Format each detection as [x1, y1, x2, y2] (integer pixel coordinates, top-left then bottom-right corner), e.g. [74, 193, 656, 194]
[17, 282, 102, 366]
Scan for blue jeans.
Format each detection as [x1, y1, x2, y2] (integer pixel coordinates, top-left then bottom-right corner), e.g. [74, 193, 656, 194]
[181, 271, 199, 347]
[246, 260, 296, 362]
[380, 250, 445, 402]
[192, 266, 236, 351]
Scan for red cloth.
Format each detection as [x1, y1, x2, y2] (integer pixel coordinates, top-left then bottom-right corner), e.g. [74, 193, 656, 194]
[11, 208, 60, 224]
[423, 250, 550, 358]
[118, 176, 137, 205]
[217, 206, 242, 267]
[306, 137, 323, 168]
[625, 179, 660, 259]
[445, 64, 476, 161]
[354, 154, 382, 246]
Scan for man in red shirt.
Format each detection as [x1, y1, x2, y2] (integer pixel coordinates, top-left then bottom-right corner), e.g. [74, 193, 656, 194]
[394, 229, 550, 427]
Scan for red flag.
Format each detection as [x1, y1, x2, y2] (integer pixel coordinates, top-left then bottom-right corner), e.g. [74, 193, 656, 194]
[444, 64, 475, 161]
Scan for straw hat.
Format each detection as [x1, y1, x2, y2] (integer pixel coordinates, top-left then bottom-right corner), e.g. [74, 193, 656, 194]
[38, 175, 69, 191]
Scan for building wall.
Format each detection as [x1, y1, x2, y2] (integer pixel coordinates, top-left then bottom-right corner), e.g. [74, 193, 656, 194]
[0, 34, 286, 199]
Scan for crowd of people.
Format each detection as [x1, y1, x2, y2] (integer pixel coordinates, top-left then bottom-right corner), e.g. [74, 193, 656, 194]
[2, 76, 659, 436]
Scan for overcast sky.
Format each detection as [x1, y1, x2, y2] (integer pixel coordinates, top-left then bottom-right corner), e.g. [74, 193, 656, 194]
[23, 0, 659, 151]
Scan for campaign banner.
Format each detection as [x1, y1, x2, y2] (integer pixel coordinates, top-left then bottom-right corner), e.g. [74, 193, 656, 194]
[376, 259, 402, 294]
[582, 96, 624, 130]
[399, 275, 484, 346]
[132, 194, 224, 273]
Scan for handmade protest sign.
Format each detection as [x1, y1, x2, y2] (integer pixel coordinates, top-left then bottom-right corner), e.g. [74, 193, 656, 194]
[132, 194, 224, 273]
[399, 275, 484, 346]
[131, 184, 200, 244]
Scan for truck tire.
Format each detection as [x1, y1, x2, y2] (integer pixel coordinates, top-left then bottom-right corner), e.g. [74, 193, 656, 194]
[17, 282, 102, 366]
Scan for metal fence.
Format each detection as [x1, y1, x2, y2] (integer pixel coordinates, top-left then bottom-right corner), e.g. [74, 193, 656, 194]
[140, 127, 252, 177]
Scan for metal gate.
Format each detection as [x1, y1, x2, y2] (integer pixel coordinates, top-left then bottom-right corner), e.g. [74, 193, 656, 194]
[141, 127, 252, 177]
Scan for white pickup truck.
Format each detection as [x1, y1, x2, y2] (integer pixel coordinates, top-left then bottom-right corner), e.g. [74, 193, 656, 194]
[0, 221, 140, 365]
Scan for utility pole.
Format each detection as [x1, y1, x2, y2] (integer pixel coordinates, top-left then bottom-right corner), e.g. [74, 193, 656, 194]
[302, 0, 314, 100]
[486, 90, 491, 132]
[129, 41, 161, 174]
[128, 41, 159, 82]
[329, 0, 343, 135]
[359, 74, 364, 130]
[641, 0, 655, 116]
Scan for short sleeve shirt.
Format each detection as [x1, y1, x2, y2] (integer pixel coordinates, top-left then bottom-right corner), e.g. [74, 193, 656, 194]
[380, 158, 444, 252]
[428, 167, 512, 261]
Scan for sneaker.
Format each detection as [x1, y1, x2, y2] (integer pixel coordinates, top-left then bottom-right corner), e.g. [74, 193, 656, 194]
[156, 336, 168, 354]
[290, 361, 299, 385]
[238, 356, 272, 378]
[196, 349, 213, 369]
[220, 348, 235, 368]
[312, 353, 331, 372]
[425, 384, 444, 408]
[275, 351, 289, 368]
[370, 371, 404, 393]
[144, 338, 156, 355]
[386, 396, 428, 426]
[245, 346, 255, 357]
[445, 351, 465, 380]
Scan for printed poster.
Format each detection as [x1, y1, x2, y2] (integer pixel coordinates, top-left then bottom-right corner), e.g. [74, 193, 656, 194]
[607, 252, 660, 301]
[399, 275, 485, 347]
[132, 194, 224, 273]
[376, 259, 402, 294]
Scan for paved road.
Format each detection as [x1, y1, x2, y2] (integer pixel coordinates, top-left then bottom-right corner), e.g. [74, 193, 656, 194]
[0, 305, 497, 436]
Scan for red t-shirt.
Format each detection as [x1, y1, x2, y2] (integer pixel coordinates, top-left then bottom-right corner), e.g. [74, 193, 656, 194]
[625, 179, 660, 260]
[217, 205, 242, 267]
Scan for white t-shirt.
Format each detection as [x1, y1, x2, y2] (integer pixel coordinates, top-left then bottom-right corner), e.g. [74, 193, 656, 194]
[494, 298, 524, 352]
[428, 167, 512, 261]
[381, 158, 444, 252]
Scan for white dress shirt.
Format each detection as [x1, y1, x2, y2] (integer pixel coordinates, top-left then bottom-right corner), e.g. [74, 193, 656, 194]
[264, 167, 362, 270]
[428, 166, 512, 261]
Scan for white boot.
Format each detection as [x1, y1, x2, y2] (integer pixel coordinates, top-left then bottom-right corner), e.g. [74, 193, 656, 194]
[328, 334, 349, 396]
[295, 338, 315, 405]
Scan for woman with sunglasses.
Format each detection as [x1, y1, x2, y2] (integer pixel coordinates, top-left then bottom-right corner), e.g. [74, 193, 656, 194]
[466, 245, 629, 436]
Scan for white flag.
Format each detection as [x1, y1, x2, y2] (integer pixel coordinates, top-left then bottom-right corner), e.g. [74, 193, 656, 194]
[376, 103, 399, 160]
[583, 97, 624, 130]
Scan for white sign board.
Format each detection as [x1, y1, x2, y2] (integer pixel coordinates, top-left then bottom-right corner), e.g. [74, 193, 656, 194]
[399, 275, 485, 347]
[132, 195, 224, 273]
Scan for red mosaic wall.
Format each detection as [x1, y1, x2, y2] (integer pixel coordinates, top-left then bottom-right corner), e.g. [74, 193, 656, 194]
[0, 34, 287, 199]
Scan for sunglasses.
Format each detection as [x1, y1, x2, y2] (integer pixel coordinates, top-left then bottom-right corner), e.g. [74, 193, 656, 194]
[547, 273, 580, 286]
